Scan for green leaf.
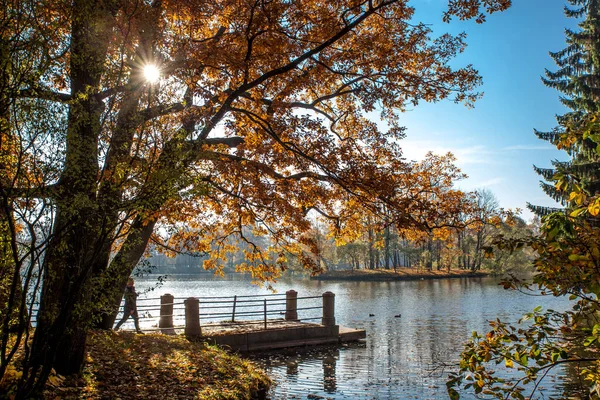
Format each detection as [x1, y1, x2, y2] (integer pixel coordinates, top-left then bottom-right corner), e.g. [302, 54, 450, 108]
[590, 133, 600, 143]
[584, 336, 597, 347]
[448, 388, 460, 400]
[520, 313, 532, 323]
[559, 350, 568, 359]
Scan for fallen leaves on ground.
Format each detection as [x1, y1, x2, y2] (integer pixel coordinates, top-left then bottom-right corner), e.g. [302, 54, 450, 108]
[43, 331, 271, 400]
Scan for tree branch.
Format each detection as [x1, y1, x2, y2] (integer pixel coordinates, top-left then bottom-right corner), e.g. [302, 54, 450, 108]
[197, 150, 330, 182]
[1, 184, 59, 200]
[195, 0, 400, 140]
[140, 102, 185, 121]
[200, 137, 245, 148]
[17, 87, 71, 102]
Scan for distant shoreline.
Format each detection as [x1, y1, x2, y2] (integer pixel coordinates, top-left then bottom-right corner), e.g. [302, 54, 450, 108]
[311, 268, 491, 281]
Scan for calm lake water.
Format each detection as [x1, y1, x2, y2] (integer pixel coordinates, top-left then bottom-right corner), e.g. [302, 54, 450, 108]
[134, 274, 573, 399]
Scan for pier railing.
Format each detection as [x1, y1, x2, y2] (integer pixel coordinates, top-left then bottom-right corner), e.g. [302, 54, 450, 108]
[121, 290, 336, 336]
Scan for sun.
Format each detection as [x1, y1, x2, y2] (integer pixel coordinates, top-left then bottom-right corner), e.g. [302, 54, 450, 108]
[143, 64, 160, 83]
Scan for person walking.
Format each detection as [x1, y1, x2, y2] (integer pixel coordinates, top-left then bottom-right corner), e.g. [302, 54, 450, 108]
[114, 278, 143, 333]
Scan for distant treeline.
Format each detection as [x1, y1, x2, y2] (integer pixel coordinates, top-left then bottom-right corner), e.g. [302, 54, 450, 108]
[143, 191, 537, 276]
[303, 190, 537, 274]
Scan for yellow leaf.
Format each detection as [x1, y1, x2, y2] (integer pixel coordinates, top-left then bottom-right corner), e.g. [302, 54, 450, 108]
[589, 198, 600, 216]
[505, 358, 514, 368]
[569, 191, 578, 201]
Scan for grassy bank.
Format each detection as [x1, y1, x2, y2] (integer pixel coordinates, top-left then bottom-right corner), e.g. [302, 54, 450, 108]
[2, 331, 271, 400]
[312, 268, 490, 281]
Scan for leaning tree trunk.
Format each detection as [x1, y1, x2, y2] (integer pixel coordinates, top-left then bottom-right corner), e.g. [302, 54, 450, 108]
[90, 1, 163, 330]
[97, 217, 157, 329]
[95, 110, 204, 328]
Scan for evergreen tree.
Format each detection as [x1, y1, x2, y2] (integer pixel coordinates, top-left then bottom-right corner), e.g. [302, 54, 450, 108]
[529, 0, 600, 216]
[450, 3, 600, 397]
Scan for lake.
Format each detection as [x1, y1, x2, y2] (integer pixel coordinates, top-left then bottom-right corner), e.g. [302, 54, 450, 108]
[134, 274, 573, 399]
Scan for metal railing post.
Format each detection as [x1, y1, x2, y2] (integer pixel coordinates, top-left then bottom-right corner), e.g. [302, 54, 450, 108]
[285, 290, 298, 321]
[232, 295, 237, 322]
[159, 293, 175, 335]
[264, 299, 267, 330]
[321, 291, 335, 327]
[184, 297, 201, 337]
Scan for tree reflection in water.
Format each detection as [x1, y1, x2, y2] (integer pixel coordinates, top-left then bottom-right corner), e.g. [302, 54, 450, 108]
[323, 353, 337, 393]
[247, 344, 363, 398]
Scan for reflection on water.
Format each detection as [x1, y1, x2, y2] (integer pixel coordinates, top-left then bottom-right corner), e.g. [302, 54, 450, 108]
[136, 275, 572, 399]
[249, 346, 348, 398]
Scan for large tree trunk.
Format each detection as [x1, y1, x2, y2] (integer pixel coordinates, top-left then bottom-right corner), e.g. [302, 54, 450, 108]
[27, 207, 110, 383]
[24, 2, 116, 394]
[0, 37, 20, 337]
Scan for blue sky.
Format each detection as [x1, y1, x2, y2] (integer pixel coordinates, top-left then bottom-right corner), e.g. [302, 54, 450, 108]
[391, 0, 578, 220]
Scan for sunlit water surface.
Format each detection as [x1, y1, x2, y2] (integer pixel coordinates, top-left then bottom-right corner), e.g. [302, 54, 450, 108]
[134, 275, 574, 399]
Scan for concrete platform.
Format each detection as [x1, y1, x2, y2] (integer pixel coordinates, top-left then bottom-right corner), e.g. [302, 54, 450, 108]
[196, 320, 366, 351]
[339, 326, 367, 342]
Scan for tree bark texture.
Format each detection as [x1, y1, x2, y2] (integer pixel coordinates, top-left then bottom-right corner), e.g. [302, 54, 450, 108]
[27, 0, 116, 383]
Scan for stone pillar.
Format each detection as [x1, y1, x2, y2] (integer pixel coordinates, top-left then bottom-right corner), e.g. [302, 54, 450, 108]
[285, 290, 298, 321]
[184, 297, 201, 337]
[321, 291, 335, 326]
[159, 294, 175, 335]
